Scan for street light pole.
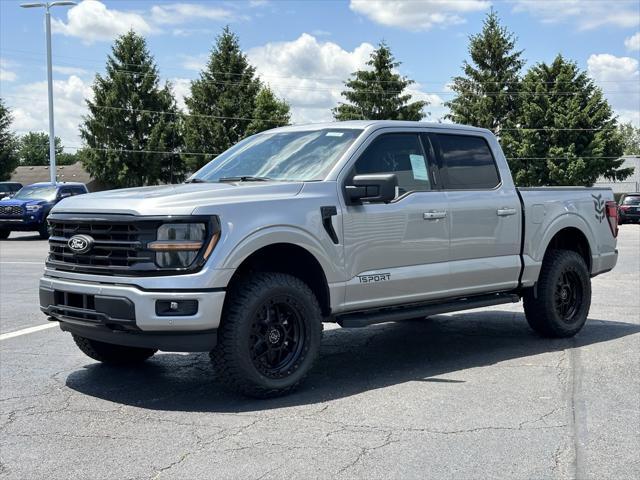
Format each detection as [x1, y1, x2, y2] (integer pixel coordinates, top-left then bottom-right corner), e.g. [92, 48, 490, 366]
[20, 1, 76, 185]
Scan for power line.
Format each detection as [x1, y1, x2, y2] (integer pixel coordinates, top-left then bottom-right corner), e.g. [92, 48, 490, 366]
[2, 47, 639, 87]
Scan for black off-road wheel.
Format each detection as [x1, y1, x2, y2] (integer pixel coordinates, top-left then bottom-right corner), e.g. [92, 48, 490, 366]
[72, 334, 157, 365]
[523, 249, 591, 338]
[211, 272, 323, 398]
[0, 229, 10, 240]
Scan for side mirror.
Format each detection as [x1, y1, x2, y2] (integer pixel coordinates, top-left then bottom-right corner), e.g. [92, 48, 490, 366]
[346, 174, 397, 204]
[59, 192, 71, 199]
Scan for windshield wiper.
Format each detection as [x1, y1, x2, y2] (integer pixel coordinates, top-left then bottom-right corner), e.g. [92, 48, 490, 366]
[218, 176, 272, 182]
[184, 178, 209, 184]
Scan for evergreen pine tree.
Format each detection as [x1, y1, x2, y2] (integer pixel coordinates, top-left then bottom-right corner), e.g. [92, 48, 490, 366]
[513, 55, 631, 186]
[445, 9, 524, 159]
[184, 26, 261, 171]
[246, 87, 291, 136]
[333, 42, 427, 121]
[81, 31, 184, 188]
[0, 99, 19, 181]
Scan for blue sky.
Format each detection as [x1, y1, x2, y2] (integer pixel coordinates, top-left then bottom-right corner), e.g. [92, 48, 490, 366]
[1, 0, 638, 150]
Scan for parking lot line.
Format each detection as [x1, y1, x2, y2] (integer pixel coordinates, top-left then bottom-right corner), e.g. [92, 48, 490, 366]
[0, 323, 58, 341]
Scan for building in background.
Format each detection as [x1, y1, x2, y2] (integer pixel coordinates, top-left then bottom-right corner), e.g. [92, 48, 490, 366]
[595, 156, 639, 194]
[10, 162, 102, 191]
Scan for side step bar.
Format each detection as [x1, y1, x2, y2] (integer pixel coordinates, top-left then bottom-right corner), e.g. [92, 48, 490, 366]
[336, 293, 520, 328]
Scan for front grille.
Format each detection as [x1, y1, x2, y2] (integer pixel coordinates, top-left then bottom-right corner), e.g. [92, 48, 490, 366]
[46, 214, 216, 276]
[47, 215, 163, 275]
[0, 205, 22, 216]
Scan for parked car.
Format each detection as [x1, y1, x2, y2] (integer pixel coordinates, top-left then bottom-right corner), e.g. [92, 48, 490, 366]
[618, 193, 640, 224]
[0, 182, 23, 200]
[0, 182, 88, 239]
[39, 121, 619, 398]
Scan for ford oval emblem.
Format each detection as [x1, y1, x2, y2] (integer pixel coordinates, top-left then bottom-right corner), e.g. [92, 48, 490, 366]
[68, 234, 94, 254]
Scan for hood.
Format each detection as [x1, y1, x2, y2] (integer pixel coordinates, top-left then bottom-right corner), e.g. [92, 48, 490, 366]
[52, 181, 304, 216]
[0, 198, 49, 208]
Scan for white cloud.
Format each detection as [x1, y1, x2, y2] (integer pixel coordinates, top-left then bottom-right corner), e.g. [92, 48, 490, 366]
[170, 78, 192, 111]
[51, 1, 239, 44]
[512, 0, 640, 30]
[181, 53, 208, 72]
[8, 75, 92, 147]
[349, 0, 490, 31]
[150, 3, 234, 25]
[52, 65, 89, 76]
[0, 58, 18, 82]
[587, 53, 640, 126]
[52, 0, 154, 45]
[247, 33, 441, 124]
[625, 32, 640, 52]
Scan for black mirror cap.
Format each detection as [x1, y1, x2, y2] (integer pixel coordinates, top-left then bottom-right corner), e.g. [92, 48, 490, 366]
[346, 174, 398, 204]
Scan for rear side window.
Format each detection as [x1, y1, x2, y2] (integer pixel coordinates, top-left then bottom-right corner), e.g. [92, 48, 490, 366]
[70, 187, 86, 195]
[437, 134, 500, 190]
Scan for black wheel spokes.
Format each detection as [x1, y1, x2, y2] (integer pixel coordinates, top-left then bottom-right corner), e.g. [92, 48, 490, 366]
[554, 269, 582, 323]
[249, 298, 304, 378]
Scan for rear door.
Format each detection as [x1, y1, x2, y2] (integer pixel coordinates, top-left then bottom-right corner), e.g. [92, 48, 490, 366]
[341, 131, 450, 311]
[432, 132, 521, 296]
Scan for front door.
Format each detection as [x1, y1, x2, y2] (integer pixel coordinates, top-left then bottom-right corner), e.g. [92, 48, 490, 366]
[342, 132, 450, 311]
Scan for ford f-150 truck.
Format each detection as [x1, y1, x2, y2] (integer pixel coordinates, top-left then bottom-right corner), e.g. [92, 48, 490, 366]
[39, 121, 619, 397]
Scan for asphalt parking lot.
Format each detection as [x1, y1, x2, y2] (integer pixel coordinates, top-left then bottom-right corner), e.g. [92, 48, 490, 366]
[1, 227, 638, 480]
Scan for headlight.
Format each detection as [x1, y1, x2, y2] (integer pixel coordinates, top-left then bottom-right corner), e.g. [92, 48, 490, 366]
[149, 223, 214, 268]
[26, 204, 42, 212]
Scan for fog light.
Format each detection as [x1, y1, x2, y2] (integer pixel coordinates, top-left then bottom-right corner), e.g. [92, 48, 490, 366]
[155, 300, 198, 316]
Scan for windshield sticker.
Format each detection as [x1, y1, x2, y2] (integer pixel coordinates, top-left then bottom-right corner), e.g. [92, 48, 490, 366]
[410, 154, 429, 181]
[325, 132, 344, 137]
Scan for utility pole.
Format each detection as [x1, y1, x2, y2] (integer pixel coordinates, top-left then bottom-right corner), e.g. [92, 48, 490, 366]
[20, 1, 76, 184]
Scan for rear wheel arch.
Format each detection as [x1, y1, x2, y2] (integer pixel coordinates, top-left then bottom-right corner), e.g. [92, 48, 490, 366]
[543, 227, 592, 272]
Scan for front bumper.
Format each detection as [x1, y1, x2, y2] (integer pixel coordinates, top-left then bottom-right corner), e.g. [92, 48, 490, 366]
[0, 216, 44, 230]
[39, 275, 226, 351]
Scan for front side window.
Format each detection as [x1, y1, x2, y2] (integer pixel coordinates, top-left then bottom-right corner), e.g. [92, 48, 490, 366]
[437, 134, 500, 190]
[354, 133, 433, 198]
[192, 128, 362, 182]
[13, 186, 57, 202]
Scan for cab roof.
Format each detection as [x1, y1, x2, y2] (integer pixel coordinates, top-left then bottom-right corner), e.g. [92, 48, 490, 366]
[28, 182, 87, 187]
[267, 120, 491, 134]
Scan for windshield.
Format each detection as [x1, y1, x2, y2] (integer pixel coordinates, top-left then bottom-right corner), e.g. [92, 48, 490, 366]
[623, 196, 640, 205]
[191, 128, 362, 182]
[13, 185, 57, 202]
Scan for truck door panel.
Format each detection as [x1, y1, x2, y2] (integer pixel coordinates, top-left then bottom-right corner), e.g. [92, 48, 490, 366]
[342, 132, 450, 310]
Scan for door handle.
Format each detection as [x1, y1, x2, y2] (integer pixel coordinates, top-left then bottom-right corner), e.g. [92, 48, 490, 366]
[497, 207, 517, 217]
[423, 211, 447, 220]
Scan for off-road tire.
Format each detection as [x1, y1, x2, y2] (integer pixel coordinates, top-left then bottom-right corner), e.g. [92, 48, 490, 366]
[0, 229, 10, 240]
[211, 272, 323, 398]
[72, 334, 157, 364]
[523, 249, 591, 338]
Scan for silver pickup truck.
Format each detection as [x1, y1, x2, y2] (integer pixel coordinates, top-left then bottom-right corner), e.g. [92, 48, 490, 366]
[39, 121, 619, 397]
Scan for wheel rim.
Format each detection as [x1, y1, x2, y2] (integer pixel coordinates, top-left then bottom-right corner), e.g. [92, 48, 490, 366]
[554, 268, 583, 323]
[249, 296, 305, 379]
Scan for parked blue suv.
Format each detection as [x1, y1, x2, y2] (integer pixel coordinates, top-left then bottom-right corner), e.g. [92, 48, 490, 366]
[0, 182, 88, 239]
